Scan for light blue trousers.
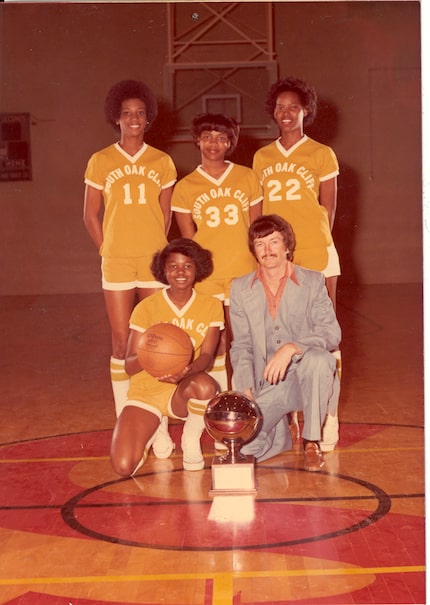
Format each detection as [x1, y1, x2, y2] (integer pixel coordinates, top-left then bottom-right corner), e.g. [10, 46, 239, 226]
[242, 347, 339, 462]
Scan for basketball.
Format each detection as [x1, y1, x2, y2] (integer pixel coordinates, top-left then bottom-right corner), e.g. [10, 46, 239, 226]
[136, 322, 193, 378]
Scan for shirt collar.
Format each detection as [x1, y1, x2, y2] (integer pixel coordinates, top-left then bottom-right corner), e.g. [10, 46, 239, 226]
[251, 261, 300, 288]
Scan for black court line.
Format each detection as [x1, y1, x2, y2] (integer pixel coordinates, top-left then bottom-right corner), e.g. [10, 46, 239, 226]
[0, 491, 424, 514]
[0, 421, 424, 449]
[0, 427, 423, 551]
[57, 466, 395, 551]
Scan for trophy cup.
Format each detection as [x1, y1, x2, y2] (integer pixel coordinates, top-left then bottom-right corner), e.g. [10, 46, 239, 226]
[204, 391, 262, 495]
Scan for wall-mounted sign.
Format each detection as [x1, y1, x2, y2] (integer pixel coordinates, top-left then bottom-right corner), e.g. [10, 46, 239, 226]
[0, 113, 32, 181]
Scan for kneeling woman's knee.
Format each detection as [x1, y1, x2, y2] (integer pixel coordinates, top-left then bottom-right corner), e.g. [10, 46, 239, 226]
[184, 372, 219, 400]
[110, 453, 136, 477]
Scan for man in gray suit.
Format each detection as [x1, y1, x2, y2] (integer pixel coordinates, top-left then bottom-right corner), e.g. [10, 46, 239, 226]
[229, 214, 341, 471]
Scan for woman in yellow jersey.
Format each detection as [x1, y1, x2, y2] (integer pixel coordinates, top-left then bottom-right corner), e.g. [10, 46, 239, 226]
[110, 238, 224, 475]
[83, 80, 177, 435]
[172, 113, 262, 390]
[253, 77, 340, 308]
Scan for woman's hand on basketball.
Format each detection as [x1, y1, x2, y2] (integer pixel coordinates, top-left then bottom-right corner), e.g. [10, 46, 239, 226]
[157, 365, 191, 384]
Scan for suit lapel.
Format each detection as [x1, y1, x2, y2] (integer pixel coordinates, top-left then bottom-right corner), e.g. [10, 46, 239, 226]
[246, 281, 267, 357]
[284, 277, 300, 314]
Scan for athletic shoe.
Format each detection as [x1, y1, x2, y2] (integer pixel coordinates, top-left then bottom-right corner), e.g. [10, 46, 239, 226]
[152, 416, 175, 459]
[320, 414, 339, 452]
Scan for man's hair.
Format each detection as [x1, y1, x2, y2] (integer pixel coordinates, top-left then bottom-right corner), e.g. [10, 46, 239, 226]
[248, 214, 296, 261]
[151, 238, 214, 284]
[104, 80, 158, 132]
[265, 76, 317, 127]
[191, 113, 239, 156]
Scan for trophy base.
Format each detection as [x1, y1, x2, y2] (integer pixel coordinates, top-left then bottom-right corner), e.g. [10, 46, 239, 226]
[209, 454, 257, 496]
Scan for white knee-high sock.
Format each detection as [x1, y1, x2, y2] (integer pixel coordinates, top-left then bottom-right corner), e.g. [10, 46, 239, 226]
[110, 356, 129, 417]
[207, 353, 228, 392]
[182, 398, 210, 470]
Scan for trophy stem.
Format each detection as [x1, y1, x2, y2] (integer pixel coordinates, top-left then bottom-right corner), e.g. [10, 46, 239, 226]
[223, 439, 248, 464]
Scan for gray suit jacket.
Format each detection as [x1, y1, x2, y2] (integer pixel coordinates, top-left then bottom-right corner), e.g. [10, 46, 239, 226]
[230, 265, 341, 395]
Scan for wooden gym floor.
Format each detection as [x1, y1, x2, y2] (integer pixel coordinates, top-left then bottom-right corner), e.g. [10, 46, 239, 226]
[0, 283, 425, 605]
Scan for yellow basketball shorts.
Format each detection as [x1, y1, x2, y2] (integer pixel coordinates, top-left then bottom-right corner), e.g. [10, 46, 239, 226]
[101, 256, 165, 291]
[126, 381, 185, 420]
[195, 276, 233, 306]
[293, 243, 341, 278]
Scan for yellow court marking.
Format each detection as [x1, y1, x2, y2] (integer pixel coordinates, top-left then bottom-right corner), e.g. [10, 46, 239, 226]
[0, 565, 425, 586]
[212, 573, 234, 605]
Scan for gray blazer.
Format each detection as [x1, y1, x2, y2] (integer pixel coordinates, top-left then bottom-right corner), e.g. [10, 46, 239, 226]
[229, 265, 341, 395]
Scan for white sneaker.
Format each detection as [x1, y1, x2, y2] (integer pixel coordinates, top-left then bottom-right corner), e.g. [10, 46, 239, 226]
[182, 435, 204, 470]
[152, 417, 175, 459]
[320, 414, 339, 452]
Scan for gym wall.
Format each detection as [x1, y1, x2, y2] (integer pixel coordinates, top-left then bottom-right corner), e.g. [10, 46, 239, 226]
[0, 2, 421, 295]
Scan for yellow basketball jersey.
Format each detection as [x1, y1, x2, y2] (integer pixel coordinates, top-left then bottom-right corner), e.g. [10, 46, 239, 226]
[128, 288, 225, 397]
[253, 136, 339, 254]
[172, 162, 262, 279]
[85, 143, 177, 258]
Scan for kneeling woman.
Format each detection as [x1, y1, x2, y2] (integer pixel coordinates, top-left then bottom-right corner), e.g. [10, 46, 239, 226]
[110, 238, 224, 475]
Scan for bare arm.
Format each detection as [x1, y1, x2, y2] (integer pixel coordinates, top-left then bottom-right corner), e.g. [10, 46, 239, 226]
[189, 326, 220, 374]
[175, 211, 197, 239]
[249, 200, 262, 224]
[124, 329, 143, 376]
[159, 186, 174, 236]
[83, 184, 104, 250]
[319, 176, 337, 231]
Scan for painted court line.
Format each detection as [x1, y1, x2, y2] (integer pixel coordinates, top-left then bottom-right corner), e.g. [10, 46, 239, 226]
[0, 565, 424, 586]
